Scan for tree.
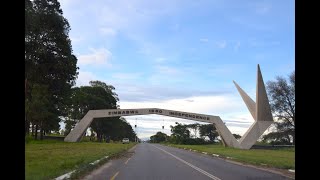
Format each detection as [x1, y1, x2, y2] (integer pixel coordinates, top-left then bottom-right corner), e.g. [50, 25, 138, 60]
[170, 122, 190, 144]
[233, 134, 241, 140]
[25, 0, 79, 137]
[263, 71, 295, 144]
[65, 81, 136, 142]
[25, 84, 57, 140]
[150, 132, 168, 143]
[187, 123, 200, 138]
[199, 124, 218, 143]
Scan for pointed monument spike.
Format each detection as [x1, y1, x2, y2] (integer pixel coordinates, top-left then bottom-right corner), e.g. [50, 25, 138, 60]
[256, 64, 273, 121]
[233, 80, 257, 121]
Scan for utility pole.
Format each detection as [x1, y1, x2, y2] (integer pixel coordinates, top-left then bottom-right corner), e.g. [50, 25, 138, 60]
[135, 118, 137, 142]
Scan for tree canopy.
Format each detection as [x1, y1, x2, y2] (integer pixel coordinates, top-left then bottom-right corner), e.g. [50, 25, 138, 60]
[263, 71, 295, 145]
[25, 0, 78, 139]
[65, 81, 136, 142]
[150, 132, 168, 143]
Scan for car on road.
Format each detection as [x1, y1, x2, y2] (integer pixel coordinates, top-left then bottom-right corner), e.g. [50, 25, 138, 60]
[122, 138, 129, 144]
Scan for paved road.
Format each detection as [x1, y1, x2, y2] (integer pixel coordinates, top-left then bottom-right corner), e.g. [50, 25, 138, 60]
[83, 143, 292, 180]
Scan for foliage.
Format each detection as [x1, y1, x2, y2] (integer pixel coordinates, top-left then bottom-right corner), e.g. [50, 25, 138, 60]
[199, 124, 219, 142]
[150, 132, 168, 143]
[187, 123, 200, 138]
[25, 0, 79, 137]
[263, 71, 295, 145]
[170, 122, 190, 144]
[65, 80, 136, 142]
[168, 122, 219, 145]
[233, 134, 242, 140]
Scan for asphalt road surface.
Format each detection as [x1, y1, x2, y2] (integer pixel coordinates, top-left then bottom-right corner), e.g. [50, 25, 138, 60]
[83, 143, 292, 180]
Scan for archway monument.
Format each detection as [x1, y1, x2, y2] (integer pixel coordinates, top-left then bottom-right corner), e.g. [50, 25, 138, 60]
[65, 65, 273, 149]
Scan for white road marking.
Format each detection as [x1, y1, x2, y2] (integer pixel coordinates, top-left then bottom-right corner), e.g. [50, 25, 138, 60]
[110, 171, 119, 180]
[152, 145, 221, 180]
[125, 158, 131, 164]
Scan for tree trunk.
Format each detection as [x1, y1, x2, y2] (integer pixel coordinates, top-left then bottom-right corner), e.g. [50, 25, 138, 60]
[292, 134, 295, 145]
[35, 124, 38, 140]
[40, 127, 44, 140]
[25, 117, 29, 136]
[31, 123, 34, 136]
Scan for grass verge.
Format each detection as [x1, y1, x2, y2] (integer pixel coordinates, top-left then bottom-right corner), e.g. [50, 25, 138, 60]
[25, 140, 136, 180]
[163, 144, 295, 170]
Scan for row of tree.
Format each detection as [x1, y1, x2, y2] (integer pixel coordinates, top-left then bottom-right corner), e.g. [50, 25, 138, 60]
[25, 0, 78, 140]
[150, 122, 241, 145]
[25, 0, 136, 142]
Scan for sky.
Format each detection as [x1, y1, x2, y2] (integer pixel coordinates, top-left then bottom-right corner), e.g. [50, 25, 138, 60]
[59, 0, 295, 140]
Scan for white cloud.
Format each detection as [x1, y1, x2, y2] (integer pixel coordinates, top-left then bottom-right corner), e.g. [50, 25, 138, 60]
[111, 73, 142, 80]
[200, 38, 209, 42]
[75, 71, 98, 86]
[99, 27, 117, 36]
[215, 40, 227, 48]
[78, 48, 112, 67]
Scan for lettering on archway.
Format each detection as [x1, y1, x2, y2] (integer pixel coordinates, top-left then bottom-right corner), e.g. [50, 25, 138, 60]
[65, 65, 273, 149]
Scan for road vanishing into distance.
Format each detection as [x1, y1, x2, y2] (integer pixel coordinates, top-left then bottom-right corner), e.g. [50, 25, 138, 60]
[83, 143, 292, 180]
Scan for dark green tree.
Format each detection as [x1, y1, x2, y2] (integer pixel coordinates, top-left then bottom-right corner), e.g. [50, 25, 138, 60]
[187, 123, 200, 138]
[150, 132, 168, 143]
[25, 84, 58, 140]
[263, 71, 295, 145]
[232, 134, 241, 140]
[65, 81, 136, 142]
[199, 124, 218, 142]
[170, 122, 190, 144]
[25, 0, 79, 137]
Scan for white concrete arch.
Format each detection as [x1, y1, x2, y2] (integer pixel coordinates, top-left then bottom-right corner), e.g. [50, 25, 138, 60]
[64, 65, 273, 149]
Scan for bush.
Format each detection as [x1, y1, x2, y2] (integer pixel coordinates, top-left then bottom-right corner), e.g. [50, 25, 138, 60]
[25, 135, 34, 143]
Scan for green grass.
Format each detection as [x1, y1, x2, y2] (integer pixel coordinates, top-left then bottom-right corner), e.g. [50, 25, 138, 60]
[165, 144, 295, 170]
[25, 140, 136, 180]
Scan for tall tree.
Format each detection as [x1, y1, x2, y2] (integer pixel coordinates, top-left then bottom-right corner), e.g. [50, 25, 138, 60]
[187, 123, 199, 138]
[25, 0, 78, 137]
[65, 81, 136, 142]
[263, 71, 295, 144]
[170, 122, 190, 144]
[199, 124, 218, 142]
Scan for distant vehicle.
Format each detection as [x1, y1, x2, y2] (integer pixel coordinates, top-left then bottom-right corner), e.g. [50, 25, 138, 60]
[122, 138, 129, 144]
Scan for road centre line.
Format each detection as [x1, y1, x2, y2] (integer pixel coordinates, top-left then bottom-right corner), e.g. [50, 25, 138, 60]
[110, 171, 119, 180]
[125, 158, 131, 164]
[152, 145, 221, 180]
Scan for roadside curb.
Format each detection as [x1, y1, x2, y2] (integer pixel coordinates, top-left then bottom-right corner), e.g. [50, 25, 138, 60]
[55, 156, 109, 180]
[54, 144, 138, 180]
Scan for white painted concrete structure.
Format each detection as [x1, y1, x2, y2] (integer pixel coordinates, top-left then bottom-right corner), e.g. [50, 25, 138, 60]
[64, 65, 273, 149]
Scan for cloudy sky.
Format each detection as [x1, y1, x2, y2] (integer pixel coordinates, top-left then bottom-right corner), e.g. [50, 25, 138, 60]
[59, 0, 295, 140]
